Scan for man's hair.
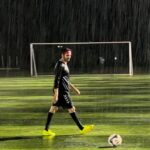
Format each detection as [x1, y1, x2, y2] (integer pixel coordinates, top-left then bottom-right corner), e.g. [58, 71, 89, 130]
[61, 48, 72, 54]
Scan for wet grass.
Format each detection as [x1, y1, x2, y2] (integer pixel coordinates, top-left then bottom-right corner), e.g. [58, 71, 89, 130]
[0, 74, 150, 150]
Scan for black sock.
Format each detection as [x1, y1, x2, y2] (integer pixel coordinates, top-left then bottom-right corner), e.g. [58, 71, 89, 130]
[70, 112, 84, 130]
[45, 112, 53, 131]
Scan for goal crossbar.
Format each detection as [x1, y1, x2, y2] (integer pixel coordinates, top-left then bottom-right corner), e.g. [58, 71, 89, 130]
[30, 41, 131, 45]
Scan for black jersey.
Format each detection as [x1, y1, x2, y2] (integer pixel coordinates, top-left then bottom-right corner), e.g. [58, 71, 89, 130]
[53, 60, 70, 95]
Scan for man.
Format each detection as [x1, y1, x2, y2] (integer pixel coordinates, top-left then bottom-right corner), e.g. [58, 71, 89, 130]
[43, 48, 94, 136]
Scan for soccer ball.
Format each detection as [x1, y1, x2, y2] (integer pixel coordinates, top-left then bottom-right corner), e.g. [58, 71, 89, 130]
[108, 134, 122, 147]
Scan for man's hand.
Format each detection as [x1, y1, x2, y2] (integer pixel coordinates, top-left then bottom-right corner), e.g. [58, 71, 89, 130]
[70, 83, 80, 95]
[53, 88, 59, 103]
[74, 87, 80, 95]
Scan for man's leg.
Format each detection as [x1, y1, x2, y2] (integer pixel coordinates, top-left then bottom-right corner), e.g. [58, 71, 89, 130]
[45, 112, 53, 131]
[68, 106, 94, 134]
[43, 106, 58, 136]
[68, 106, 84, 130]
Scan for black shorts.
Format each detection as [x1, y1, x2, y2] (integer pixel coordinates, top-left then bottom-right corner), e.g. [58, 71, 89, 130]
[52, 94, 73, 109]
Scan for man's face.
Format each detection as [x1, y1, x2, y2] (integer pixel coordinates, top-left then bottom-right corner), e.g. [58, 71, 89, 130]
[62, 53, 72, 62]
[62, 51, 72, 62]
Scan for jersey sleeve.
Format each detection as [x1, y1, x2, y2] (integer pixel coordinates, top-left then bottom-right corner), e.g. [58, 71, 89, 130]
[54, 62, 63, 89]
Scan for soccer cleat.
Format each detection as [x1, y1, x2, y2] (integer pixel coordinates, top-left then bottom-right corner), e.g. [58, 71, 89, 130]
[42, 129, 56, 136]
[43, 135, 55, 140]
[80, 125, 94, 134]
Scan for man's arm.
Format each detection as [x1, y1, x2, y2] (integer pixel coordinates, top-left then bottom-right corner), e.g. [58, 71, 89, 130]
[70, 83, 80, 95]
[53, 63, 63, 103]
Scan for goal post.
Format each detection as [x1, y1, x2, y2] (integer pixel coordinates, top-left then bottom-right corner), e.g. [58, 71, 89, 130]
[30, 44, 38, 76]
[30, 41, 133, 76]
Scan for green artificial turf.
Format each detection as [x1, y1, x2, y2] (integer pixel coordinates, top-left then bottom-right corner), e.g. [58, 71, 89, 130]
[0, 74, 150, 150]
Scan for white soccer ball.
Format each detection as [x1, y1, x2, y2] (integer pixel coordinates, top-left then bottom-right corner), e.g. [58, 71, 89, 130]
[108, 134, 122, 146]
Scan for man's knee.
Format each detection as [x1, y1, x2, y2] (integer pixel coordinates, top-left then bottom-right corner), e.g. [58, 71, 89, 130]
[49, 106, 58, 113]
[68, 106, 76, 113]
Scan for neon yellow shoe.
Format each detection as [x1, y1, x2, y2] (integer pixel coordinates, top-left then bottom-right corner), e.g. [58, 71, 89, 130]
[42, 130, 56, 136]
[80, 125, 94, 134]
[43, 135, 55, 140]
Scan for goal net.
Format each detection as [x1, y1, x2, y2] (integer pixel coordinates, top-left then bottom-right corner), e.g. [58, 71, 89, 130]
[30, 42, 133, 76]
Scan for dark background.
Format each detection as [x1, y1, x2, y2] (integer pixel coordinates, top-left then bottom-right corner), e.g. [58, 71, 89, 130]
[0, 0, 150, 74]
